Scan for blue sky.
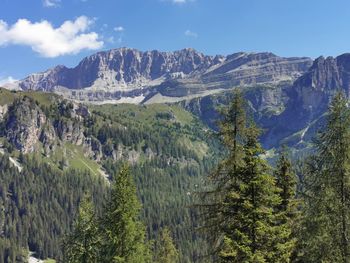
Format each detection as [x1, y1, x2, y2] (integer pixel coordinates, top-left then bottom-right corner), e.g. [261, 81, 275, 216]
[1, 0, 350, 82]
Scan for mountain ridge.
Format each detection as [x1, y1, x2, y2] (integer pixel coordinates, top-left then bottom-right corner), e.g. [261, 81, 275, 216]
[5, 47, 313, 104]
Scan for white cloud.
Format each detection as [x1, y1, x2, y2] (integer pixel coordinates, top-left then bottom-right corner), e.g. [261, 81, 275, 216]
[0, 16, 104, 58]
[185, 29, 198, 38]
[0, 76, 18, 86]
[43, 0, 61, 8]
[114, 26, 125, 32]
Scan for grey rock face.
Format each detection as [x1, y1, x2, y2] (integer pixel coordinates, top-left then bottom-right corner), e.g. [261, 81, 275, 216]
[54, 119, 85, 145]
[255, 54, 350, 148]
[180, 53, 350, 149]
[16, 48, 216, 91]
[3, 97, 103, 160]
[6, 98, 47, 153]
[9, 48, 313, 103]
[0, 105, 8, 121]
[84, 137, 103, 162]
[292, 54, 350, 112]
[202, 52, 311, 86]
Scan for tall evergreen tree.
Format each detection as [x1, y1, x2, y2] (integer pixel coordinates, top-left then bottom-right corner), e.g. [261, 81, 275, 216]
[274, 148, 297, 214]
[63, 195, 101, 263]
[218, 125, 289, 262]
[100, 164, 151, 263]
[154, 227, 179, 263]
[299, 92, 350, 262]
[200, 92, 290, 262]
[272, 147, 299, 262]
[197, 91, 247, 260]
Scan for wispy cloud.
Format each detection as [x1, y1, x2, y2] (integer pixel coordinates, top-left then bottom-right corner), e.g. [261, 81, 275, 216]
[105, 36, 123, 45]
[185, 29, 198, 38]
[43, 0, 61, 8]
[0, 16, 103, 58]
[114, 26, 125, 32]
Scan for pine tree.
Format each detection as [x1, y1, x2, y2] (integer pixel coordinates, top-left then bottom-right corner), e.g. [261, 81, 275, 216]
[274, 148, 297, 214]
[100, 164, 151, 263]
[299, 92, 350, 262]
[154, 227, 179, 263]
[198, 91, 247, 251]
[218, 125, 285, 262]
[200, 92, 289, 262]
[272, 147, 298, 262]
[63, 195, 100, 263]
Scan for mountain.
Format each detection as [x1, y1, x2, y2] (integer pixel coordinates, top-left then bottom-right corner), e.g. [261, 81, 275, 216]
[3, 49, 350, 262]
[6, 48, 350, 151]
[179, 53, 350, 151]
[6, 48, 312, 104]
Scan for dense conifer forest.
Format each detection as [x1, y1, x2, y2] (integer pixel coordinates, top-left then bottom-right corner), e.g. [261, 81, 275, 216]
[2, 89, 350, 262]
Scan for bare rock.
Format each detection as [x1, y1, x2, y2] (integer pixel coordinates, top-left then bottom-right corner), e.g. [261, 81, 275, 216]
[5, 97, 47, 153]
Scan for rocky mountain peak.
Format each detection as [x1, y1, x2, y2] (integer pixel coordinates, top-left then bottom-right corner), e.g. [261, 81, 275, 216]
[6, 47, 313, 104]
[293, 54, 350, 93]
[15, 47, 218, 92]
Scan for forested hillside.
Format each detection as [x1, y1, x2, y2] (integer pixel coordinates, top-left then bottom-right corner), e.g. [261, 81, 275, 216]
[0, 88, 221, 262]
[2, 86, 350, 263]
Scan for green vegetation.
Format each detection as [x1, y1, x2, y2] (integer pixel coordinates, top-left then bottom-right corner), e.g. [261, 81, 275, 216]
[63, 196, 101, 263]
[154, 228, 179, 263]
[0, 92, 220, 262]
[0, 87, 60, 107]
[100, 165, 151, 262]
[90, 103, 220, 262]
[64, 166, 151, 263]
[0, 153, 107, 262]
[199, 92, 297, 262]
[297, 92, 350, 262]
[3, 89, 350, 262]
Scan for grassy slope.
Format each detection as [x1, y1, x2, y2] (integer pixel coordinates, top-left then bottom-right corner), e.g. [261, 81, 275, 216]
[0, 87, 60, 106]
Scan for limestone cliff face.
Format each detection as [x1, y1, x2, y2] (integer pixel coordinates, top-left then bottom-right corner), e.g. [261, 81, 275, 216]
[180, 53, 350, 149]
[8, 48, 312, 103]
[202, 52, 311, 86]
[292, 54, 350, 113]
[3, 97, 102, 158]
[15, 48, 217, 91]
[54, 119, 85, 145]
[6, 98, 47, 153]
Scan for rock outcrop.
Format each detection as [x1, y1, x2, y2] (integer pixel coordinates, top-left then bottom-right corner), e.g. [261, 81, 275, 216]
[3, 97, 103, 159]
[291, 54, 350, 113]
[0, 104, 8, 121]
[6, 97, 47, 153]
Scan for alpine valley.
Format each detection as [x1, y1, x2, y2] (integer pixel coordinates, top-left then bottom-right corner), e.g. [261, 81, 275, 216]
[1, 47, 349, 262]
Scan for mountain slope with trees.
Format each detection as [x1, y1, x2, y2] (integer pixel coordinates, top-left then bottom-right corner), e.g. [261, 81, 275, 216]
[0, 88, 220, 262]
